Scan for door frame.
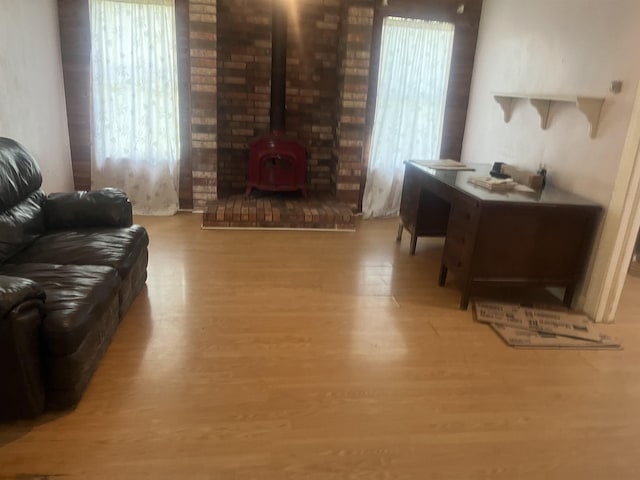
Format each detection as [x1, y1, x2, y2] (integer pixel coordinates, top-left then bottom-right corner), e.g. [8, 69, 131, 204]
[582, 81, 640, 322]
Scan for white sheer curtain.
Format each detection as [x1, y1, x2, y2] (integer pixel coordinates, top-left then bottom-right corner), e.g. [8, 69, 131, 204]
[89, 0, 180, 216]
[362, 17, 454, 219]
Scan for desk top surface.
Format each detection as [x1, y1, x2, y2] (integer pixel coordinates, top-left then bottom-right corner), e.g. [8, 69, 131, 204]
[406, 161, 601, 208]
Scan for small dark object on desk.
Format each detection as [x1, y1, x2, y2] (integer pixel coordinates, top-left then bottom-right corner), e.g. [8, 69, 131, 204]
[490, 161, 511, 179]
[537, 163, 547, 188]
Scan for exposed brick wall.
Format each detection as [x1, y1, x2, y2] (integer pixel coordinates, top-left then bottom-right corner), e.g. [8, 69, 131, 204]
[334, 3, 374, 208]
[189, 0, 218, 211]
[216, 0, 343, 198]
[284, 0, 342, 194]
[216, 0, 271, 198]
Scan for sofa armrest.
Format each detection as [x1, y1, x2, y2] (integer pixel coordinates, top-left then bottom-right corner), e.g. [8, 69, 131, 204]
[43, 188, 133, 230]
[0, 275, 46, 318]
[0, 275, 46, 420]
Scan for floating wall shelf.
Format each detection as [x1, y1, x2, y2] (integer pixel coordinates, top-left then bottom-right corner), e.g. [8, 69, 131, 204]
[492, 93, 605, 138]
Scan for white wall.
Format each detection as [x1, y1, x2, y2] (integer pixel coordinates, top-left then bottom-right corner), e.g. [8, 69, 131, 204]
[0, 0, 73, 193]
[462, 0, 640, 208]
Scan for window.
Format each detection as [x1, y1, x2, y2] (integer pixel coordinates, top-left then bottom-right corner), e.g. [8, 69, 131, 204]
[363, 17, 454, 218]
[89, 0, 180, 215]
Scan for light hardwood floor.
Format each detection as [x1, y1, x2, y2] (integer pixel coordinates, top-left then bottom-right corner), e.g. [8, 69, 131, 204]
[1, 213, 640, 479]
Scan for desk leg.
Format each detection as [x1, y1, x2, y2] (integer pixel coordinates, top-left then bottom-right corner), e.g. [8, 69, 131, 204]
[410, 232, 418, 255]
[563, 285, 575, 308]
[459, 279, 472, 310]
[459, 291, 470, 310]
[396, 222, 403, 242]
[438, 264, 447, 286]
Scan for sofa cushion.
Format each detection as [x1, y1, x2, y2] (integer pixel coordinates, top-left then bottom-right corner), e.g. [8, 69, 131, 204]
[44, 189, 133, 230]
[0, 190, 46, 264]
[0, 137, 46, 264]
[7, 226, 149, 279]
[0, 263, 120, 357]
[0, 137, 42, 212]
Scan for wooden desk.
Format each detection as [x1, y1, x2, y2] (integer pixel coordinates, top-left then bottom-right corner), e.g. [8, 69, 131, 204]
[398, 161, 602, 309]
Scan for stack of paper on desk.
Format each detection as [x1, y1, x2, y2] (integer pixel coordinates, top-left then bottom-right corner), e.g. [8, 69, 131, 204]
[411, 159, 475, 171]
[467, 176, 517, 192]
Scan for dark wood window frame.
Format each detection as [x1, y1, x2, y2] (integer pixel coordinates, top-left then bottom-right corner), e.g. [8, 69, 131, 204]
[361, 0, 483, 205]
[58, 0, 193, 208]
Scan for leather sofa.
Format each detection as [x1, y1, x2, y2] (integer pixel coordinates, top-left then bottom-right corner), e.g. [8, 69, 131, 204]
[0, 137, 149, 420]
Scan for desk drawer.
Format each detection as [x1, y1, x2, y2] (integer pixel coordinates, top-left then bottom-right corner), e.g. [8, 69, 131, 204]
[445, 225, 472, 258]
[448, 196, 480, 230]
[444, 228, 473, 272]
[443, 197, 480, 274]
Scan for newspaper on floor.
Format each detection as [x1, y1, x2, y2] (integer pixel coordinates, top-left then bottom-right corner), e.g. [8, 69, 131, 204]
[473, 300, 622, 349]
[490, 323, 622, 350]
[474, 301, 602, 342]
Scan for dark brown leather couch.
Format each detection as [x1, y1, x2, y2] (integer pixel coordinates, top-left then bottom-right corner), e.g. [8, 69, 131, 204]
[0, 137, 149, 420]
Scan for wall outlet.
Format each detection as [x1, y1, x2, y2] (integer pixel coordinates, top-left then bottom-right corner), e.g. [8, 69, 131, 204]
[610, 80, 623, 94]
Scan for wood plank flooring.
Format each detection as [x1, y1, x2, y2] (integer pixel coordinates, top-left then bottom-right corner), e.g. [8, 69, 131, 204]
[1, 213, 640, 479]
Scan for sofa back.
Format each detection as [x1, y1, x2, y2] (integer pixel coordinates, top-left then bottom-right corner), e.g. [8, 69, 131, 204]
[0, 137, 46, 264]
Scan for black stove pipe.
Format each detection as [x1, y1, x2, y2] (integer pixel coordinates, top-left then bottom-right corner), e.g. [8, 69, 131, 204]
[270, 0, 287, 132]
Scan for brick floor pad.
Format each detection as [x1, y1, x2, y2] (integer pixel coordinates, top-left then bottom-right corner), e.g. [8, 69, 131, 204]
[202, 193, 356, 231]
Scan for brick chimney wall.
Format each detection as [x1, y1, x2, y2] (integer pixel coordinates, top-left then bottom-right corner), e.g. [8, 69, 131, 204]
[215, 0, 350, 199]
[215, 0, 271, 199]
[333, 4, 373, 207]
[285, 0, 342, 195]
[189, 0, 218, 210]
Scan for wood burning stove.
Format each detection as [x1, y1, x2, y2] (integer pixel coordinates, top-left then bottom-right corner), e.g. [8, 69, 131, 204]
[245, 0, 307, 197]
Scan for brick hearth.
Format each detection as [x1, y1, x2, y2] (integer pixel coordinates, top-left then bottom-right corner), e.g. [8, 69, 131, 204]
[202, 194, 356, 231]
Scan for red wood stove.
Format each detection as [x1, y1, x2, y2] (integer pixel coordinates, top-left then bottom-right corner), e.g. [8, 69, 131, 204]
[245, 0, 307, 198]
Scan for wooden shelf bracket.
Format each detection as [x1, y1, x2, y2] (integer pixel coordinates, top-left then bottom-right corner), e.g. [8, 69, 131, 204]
[492, 93, 605, 138]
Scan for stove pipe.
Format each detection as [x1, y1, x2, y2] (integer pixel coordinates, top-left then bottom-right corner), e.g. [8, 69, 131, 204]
[270, 0, 287, 132]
